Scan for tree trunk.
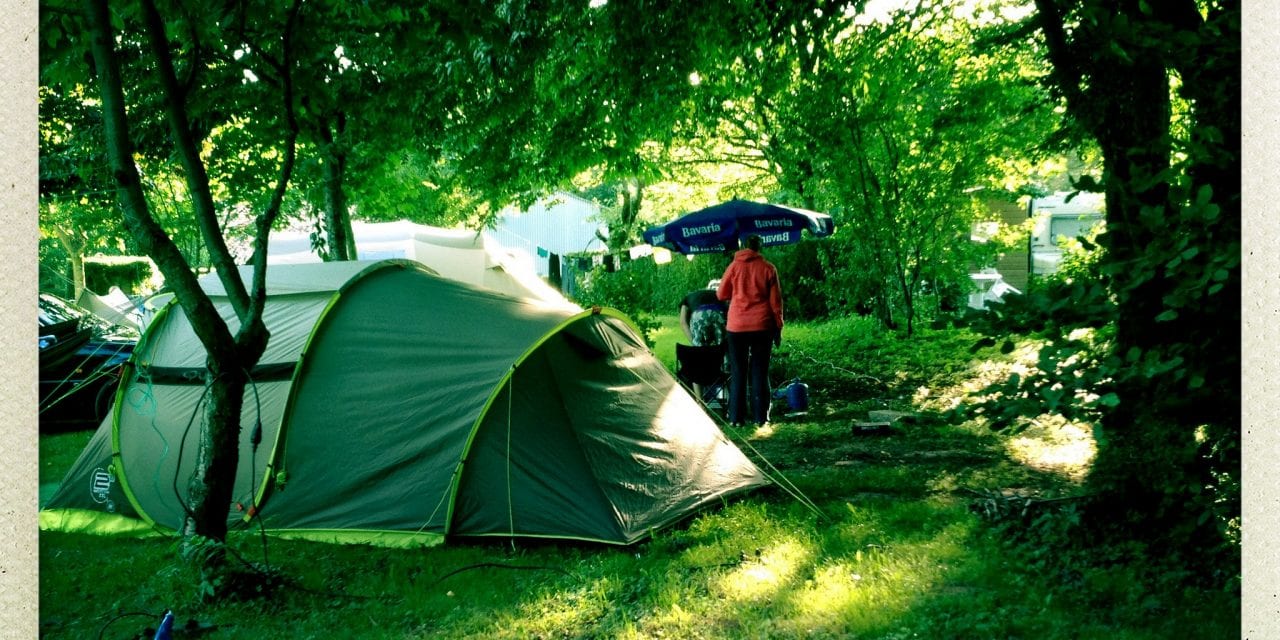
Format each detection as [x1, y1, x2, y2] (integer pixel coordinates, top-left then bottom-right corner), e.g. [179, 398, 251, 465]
[52, 226, 86, 298]
[612, 178, 645, 252]
[323, 146, 354, 261]
[321, 115, 356, 262]
[71, 253, 85, 299]
[83, 0, 295, 584]
[1087, 59, 1179, 507]
[1034, 0, 1239, 572]
[85, 0, 247, 566]
[874, 293, 896, 330]
[902, 285, 915, 337]
[182, 366, 248, 547]
[1036, 1, 1179, 509]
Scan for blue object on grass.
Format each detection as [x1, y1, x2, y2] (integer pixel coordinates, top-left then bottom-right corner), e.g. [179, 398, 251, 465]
[154, 610, 174, 640]
[785, 378, 809, 413]
[773, 378, 810, 414]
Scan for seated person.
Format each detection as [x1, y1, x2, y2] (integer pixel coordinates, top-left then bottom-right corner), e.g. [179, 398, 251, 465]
[680, 279, 727, 346]
[678, 280, 728, 400]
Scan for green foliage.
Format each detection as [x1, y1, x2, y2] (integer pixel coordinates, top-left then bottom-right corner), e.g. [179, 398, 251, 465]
[571, 263, 656, 317]
[948, 226, 1117, 431]
[1040, 227, 1106, 290]
[778, 314, 1010, 405]
[1023, 0, 1240, 582]
[83, 257, 156, 296]
[959, 187, 1238, 579]
[40, 0, 303, 270]
[38, 86, 137, 289]
[962, 327, 1114, 434]
[763, 241, 831, 321]
[681, 1, 1064, 335]
[571, 254, 730, 318]
[38, 236, 73, 299]
[572, 243, 833, 327]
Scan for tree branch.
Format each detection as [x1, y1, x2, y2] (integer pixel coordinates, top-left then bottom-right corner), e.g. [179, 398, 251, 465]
[233, 31, 287, 82]
[82, 0, 237, 361]
[1032, 0, 1087, 114]
[138, 0, 251, 317]
[177, 2, 202, 99]
[244, 0, 304, 341]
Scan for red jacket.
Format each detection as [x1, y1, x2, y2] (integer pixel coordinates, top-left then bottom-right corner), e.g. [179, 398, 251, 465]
[716, 249, 784, 333]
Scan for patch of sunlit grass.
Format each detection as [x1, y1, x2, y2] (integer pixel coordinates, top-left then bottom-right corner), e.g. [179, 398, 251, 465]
[766, 521, 975, 637]
[678, 502, 810, 566]
[623, 601, 704, 639]
[646, 315, 683, 372]
[1005, 414, 1096, 482]
[491, 581, 616, 639]
[789, 561, 862, 620]
[715, 538, 813, 603]
[912, 338, 1046, 414]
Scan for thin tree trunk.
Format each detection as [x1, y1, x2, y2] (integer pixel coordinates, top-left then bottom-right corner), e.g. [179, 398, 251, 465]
[85, 1, 245, 555]
[52, 226, 86, 298]
[611, 177, 645, 252]
[323, 148, 353, 261]
[320, 115, 356, 261]
[137, 0, 251, 316]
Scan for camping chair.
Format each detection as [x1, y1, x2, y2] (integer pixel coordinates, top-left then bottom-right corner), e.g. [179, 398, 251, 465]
[676, 343, 729, 415]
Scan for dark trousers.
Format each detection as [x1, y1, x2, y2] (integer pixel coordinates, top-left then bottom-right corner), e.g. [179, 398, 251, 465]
[726, 330, 773, 425]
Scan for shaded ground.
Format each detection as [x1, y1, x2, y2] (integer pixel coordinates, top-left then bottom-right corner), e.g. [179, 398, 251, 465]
[37, 319, 1235, 639]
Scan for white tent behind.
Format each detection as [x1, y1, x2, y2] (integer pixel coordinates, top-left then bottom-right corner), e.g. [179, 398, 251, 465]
[74, 287, 143, 330]
[268, 221, 578, 310]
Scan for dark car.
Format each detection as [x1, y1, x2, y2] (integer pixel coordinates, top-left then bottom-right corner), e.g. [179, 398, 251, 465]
[39, 293, 139, 430]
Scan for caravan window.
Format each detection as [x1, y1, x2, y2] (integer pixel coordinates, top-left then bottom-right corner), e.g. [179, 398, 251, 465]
[1049, 213, 1104, 247]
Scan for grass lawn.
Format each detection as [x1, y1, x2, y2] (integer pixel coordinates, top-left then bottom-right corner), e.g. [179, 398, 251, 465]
[38, 315, 1239, 639]
[646, 313, 682, 373]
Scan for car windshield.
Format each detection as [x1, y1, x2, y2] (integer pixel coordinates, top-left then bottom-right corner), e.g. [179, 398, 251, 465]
[38, 294, 82, 328]
[38, 294, 140, 342]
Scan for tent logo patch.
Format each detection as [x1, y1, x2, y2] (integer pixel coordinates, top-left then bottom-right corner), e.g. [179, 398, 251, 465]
[90, 467, 115, 512]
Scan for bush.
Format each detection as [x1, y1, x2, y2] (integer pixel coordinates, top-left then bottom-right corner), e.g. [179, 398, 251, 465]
[571, 244, 832, 323]
[84, 256, 158, 295]
[571, 254, 729, 317]
[765, 241, 830, 321]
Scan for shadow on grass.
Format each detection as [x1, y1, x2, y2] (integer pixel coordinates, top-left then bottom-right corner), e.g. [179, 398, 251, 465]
[38, 319, 1227, 639]
[39, 459, 1237, 640]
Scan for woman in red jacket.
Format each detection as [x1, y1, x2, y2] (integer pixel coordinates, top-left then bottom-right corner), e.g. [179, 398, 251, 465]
[716, 234, 784, 427]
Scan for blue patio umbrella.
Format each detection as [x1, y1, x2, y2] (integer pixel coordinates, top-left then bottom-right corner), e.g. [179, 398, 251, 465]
[642, 199, 836, 255]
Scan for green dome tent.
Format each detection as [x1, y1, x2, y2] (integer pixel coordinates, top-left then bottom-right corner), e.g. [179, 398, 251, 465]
[41, 260, 768, 547]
